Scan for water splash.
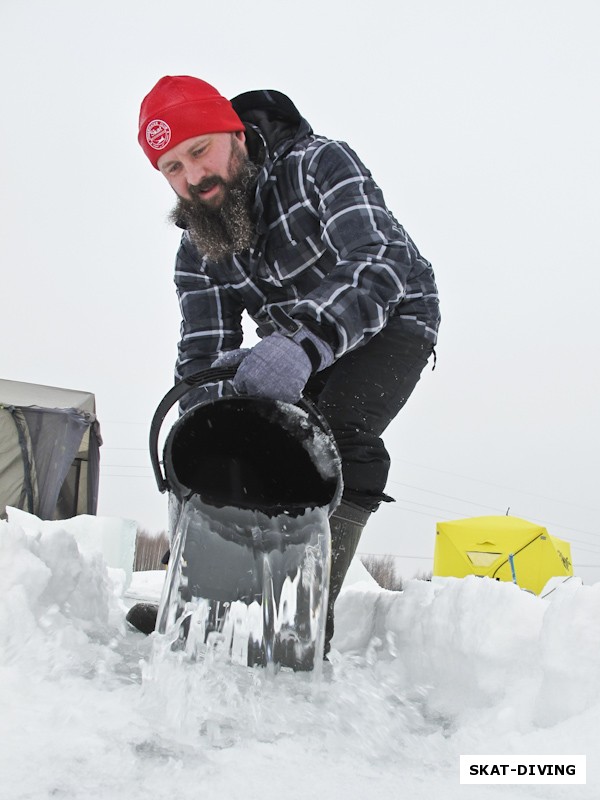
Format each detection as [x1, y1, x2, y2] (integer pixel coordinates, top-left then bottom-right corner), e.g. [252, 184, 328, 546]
[155, 497, 330, 673]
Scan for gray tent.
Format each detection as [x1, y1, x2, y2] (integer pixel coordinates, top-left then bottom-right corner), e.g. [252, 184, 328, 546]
[0, 379, 102, 520]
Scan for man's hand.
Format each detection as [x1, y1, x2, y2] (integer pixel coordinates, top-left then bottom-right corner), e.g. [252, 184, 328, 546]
[213, 326, 333, 404]
[211, 348, 251, 369]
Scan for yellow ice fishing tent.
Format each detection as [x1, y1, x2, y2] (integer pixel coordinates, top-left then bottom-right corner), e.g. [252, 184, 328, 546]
[433, 516, 573, 595]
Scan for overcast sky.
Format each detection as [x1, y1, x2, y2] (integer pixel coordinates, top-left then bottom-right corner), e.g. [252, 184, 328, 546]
[1, 0, 599, 582]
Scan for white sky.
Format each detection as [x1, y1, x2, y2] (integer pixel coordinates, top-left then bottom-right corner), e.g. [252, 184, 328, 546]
[1, 0, 599, 581]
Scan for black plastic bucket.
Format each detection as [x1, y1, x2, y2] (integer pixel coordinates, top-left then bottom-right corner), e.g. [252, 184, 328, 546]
[149, 368, 342, 670]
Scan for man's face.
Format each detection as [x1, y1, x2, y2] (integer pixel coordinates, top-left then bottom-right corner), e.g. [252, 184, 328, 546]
[157, 130, 248, 204]
[160, 130, 259, 262]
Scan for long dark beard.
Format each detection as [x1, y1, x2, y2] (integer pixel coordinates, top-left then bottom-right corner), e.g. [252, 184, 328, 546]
[169, 144, 259, 262]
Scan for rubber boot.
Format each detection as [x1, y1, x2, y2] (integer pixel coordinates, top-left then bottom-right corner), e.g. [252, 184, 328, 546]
[325, 500, 371, 654]
[126, 602, 159, 634]
[125, 548, 169, 635]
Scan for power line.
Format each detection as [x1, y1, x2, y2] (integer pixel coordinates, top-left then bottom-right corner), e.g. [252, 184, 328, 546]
[100, 474, 155, 479]
[394, 457, 600, 514]
[358, 551, 432, 560]
[386, 479, 600, 546]
[400, 501, 600, 552]
[507, 509, 600, 546]
[392, 494, 501, 519]
[383, 497, 600, 556]
[102, 447, 148, 452]
[100, 463, 152, 469]
[384, 502, 448, 521]
[97, 471, 600, 548]
[564, 540, 600, 554]
[388, 478, 502, 513]
[102, 420, 149, 426]
[97, 453, 600, 549]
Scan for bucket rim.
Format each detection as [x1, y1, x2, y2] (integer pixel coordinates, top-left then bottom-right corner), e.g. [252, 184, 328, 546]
[150, 369, 343, 514]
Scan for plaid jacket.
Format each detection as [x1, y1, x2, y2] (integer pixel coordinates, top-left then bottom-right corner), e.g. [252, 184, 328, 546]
[174, 90, 440, 382]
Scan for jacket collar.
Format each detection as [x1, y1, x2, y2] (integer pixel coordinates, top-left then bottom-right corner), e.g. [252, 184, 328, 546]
[232, 90, 312, 236]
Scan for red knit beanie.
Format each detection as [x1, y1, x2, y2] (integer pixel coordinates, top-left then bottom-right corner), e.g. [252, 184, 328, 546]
[138, 76, 244, 169]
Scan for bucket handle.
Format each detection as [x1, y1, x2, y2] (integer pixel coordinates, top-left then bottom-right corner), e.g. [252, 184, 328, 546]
[149, 367, 341, 495]
[149, 367, 236, 493]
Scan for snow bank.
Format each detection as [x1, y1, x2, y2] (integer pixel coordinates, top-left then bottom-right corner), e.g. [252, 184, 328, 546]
[0, 521, 123, 673]
[334, 575, 600, 731]
[1, 518, 599, 799]
[6, 506, 137, 589]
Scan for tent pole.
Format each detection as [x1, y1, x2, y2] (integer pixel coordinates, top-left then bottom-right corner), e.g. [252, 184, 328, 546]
[508, 553, 518, 584]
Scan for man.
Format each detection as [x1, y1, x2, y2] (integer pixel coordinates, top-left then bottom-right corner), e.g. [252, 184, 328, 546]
[131, 75, 440, 649]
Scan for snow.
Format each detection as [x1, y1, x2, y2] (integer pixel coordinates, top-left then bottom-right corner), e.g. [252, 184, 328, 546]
[6, 506, 137, 590]
[1, 518, 599, 799]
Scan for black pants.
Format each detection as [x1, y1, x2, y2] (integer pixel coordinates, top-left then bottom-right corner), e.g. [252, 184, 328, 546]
[304, 319, 434, 513]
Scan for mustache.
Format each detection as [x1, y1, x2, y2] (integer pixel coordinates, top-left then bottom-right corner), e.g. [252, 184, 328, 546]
[188, 176, 225, 199]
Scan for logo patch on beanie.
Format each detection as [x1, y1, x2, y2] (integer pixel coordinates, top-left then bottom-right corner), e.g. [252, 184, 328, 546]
[146, 119, 171, 151]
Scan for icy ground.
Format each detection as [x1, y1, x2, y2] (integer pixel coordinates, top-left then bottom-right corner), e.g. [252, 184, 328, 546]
[1, 520, 599, 799]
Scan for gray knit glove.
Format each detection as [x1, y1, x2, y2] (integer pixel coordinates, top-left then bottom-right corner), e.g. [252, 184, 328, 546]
[212, 348, 251, 369]
[215, 326, 333, 404]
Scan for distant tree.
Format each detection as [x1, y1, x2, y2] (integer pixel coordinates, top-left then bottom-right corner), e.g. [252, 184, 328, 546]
[413, 569, 432, 582]
[360, 554, 404, 591]
[134, 528, 169, 571]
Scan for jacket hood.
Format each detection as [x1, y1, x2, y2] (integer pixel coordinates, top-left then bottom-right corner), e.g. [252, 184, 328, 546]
[231, 90, 312, 158]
